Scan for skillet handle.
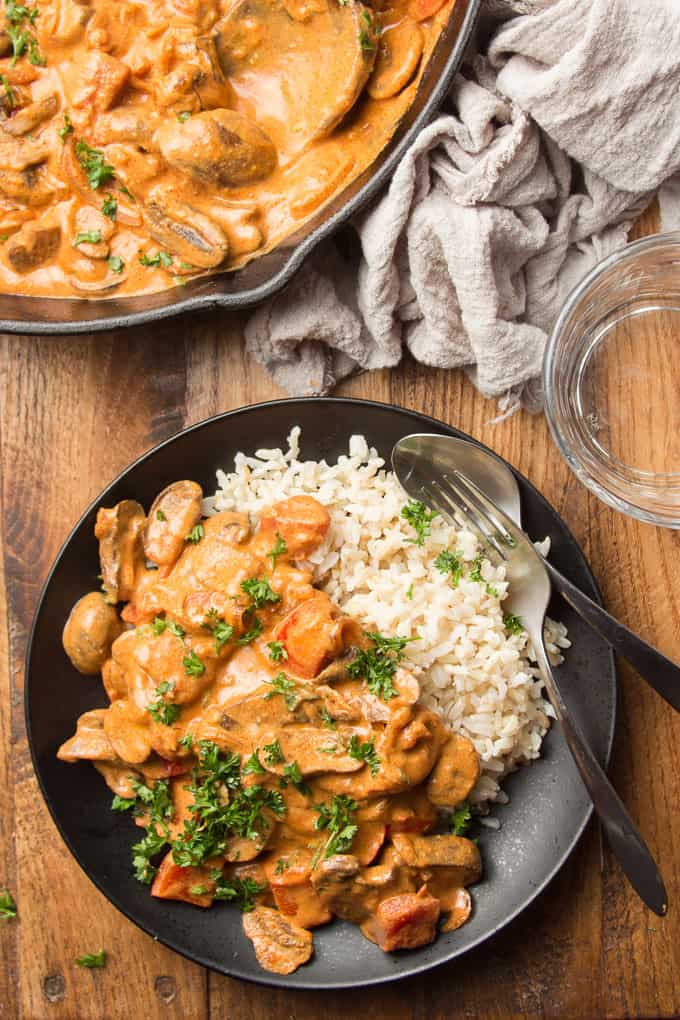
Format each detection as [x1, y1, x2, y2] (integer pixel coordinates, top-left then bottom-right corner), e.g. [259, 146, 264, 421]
[543, 559, 680, 714]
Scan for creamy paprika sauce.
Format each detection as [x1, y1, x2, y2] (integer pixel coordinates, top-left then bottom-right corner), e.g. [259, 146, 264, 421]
[0, 0, 456, 298]
[58, 483, 481, 975]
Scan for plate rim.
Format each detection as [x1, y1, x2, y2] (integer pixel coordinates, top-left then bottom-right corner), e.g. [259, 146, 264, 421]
[24, 396, 617, 990]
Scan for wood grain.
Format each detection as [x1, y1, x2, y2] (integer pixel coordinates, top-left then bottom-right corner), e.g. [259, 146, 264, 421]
[0, 201, 678, 1020]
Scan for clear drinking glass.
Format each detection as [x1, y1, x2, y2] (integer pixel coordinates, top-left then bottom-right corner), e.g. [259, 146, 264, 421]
[543, 232, 680, 527]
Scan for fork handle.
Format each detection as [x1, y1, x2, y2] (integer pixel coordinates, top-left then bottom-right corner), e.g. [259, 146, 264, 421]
[543, 559, 680, 714]
[533, 638, 667, 916]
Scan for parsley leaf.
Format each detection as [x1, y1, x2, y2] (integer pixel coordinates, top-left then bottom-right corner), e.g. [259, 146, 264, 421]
[240, 576, 280, 609]
[346, 631, 413, 701]
[268, 532, 287, 569]
[213, 875, 263, 912]
[0, 73, 14, 107]
[280, 760, 310, 796]
[156, 509, 167, 521]
[348, 734, 380, 776]
[203, 612, 233, 653]
[503, 613, 523, 636]
[58, 112, 73, 142]
[129, 778, 173, 884]
[147, 682, 180, 726]
[262, 739, 284, 765]
[242, 749, 265, 775]
[237, 615, 263, 645]
[75, 949, 106, 969]
[101, 194, 117, 220]
[185, 523, 204, 543]
[111, 795, 136, 812]
[263, 672, 297, 710]
[75, 140, 115, 190]
[320, 708, 336, 729]
[451, 801, 472, 836]
[401, 499, 438, 546]
[266, 640, 287, 663]
[182, 649, 205, 677]
[177, 110, 192, 122]
[274, 858, 289, 875]
[313, 795, 358, 861]
[434, 549, 464, 587]
[108, 255, 124, 274]
[73, 230, 102, 246]
[139, 250, 173, 268]
[470, 554, 498, 597]
[0, 889, 16, 919]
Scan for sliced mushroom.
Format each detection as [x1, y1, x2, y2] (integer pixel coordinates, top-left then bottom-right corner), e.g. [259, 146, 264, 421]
[95, 499, 146, 603]
[0, 132, 50, 171]
[68, 271, 128, 292]
[143, 185, 228, 269]
[156, 109, 277, 188]
[62, 591, 123, 674]
[2, 95, 59, 137]
[367, 18, 423, 100]
[0, 166, 61, 207]
[426, 732, 480, 807]
[143, 480, 203, 566]
[216, 0, 378, 152]
[6, 219, 61, 273]
[92, 109, 157, 147]
[242, 906, 313, 975]
[57, 709, 119, 763]
[103, 698, 153, 764]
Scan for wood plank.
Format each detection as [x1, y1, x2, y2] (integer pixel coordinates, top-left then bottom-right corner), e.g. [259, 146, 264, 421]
[0, 327, 207, 1020]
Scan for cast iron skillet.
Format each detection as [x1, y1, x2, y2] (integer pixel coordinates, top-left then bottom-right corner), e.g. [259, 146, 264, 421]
[0, 0, 480, 335]
[26, 398, 616, 989]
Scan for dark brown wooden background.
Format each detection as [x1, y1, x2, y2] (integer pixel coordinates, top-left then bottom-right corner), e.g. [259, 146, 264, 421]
[0, 205, 678, 1020]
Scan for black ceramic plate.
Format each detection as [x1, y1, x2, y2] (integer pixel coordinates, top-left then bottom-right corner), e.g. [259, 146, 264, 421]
[0, 1, 480, 335]
[26, 398, 616, 989]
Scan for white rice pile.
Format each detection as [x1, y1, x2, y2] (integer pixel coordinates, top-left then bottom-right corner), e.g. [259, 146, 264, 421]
[205, 428, 570, 808]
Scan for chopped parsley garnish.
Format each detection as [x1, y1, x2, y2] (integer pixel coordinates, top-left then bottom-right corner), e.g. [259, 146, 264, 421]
[348, 734, 380, 776]
[346, 631, 413, 701]
[213, 875, 264, 912]
[320, 708, 336, 729]
[263, 739, 284, 766]
[237, 615, 263, 645]
[156, 509, 167, 521]
[313, 795, 358, 861]
[266, 640, 287, 663]
[240, 576, 280, 609]
[268, 532, 287, 569]
[139, 250, 173, 268]
[147, 681, 180, 726]
[202, 611, 234, 653]
[242, 749, 265, 775]
[0, 889, 16, 919]
[0, 74, 14, 107]
[189, 884, 207, 895]
[401, 499, 438, 546]
[73, 230, 102, 247]
[101, 194, 117, 220]
[7, 24, 44, 66]
[75, 950, 106, 969]
[111, 794, 136, 812]
[129, 778, 173, 884]
[503, 613, 523, 636]
[75, 140, 115, 190]
[470, 554, 498, 597]
[108, 255, 124, 274]
[274, 858, 289, 875]
[280, 760, 310, 796]
[434, 549, 464, 587]
[185, 523, 204, 543]
[182, 649, 205, 677]
[151, 615, 185, 638]
[263, 672, 297, 710]
[358, 9, 377, 50]
[57, 112, 73, 142]
[451, 801, 472, 836]
[171, 742, 285, 867]
[177, 111, 192, 122]
[178, 732, 194, 750]
[406, 583, 414, 600]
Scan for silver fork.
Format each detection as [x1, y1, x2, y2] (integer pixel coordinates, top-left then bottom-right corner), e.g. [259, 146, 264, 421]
[420, 469, 667, 916]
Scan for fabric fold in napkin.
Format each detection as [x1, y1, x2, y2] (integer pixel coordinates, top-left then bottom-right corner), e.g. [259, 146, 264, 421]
[244, 0, 680, 410]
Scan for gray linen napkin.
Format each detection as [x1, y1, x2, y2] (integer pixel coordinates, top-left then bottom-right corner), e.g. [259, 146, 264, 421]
[245, 0, 680, 409]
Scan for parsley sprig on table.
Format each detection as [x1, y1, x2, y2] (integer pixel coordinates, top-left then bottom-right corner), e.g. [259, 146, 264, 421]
[401, 499, 438, 546]
[0, 889, 16, 919]
[346, 631, 414, 701]
[75, 949, 106, 969]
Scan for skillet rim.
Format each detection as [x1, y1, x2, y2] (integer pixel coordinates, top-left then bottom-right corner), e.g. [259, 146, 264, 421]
[24, 396, 617, 989]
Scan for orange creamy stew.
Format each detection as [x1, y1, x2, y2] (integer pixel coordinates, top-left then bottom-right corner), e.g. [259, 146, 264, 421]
[58, 484, 481, 975]
[0, 0, 455, 298]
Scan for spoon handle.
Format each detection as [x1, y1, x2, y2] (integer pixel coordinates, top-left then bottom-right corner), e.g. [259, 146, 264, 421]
[543, 559, 680, 714]
[533, 635, 667, 916]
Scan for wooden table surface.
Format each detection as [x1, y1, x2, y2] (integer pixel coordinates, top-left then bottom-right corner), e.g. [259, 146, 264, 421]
[1, 203, 678, 1020]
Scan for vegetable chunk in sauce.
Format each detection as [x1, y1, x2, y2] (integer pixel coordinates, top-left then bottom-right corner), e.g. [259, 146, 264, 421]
[58, 487, 482, 975]
[0, 0, 457, 297]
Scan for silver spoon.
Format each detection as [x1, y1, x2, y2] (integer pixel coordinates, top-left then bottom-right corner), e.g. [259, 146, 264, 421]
[392, 433, 668, 916]
[393, 435, 680, 714]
